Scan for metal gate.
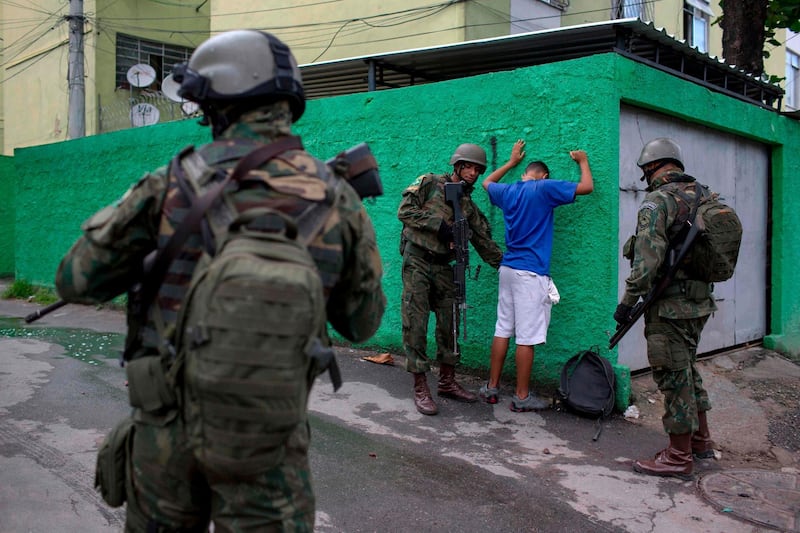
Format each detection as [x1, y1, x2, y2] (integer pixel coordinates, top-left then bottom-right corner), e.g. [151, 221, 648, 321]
[617, 105, 768, 371]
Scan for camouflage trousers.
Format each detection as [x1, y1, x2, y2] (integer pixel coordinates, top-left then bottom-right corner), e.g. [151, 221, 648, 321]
[401, 250, 459, 373]
[124, 407, 315, 532]
[644, 309, 712, 435]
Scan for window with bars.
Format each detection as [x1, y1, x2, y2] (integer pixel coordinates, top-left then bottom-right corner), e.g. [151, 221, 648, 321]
[115, 33, 194, 90]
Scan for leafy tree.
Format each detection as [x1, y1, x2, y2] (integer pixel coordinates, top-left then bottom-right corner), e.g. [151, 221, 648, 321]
[719, 0, 800, 76]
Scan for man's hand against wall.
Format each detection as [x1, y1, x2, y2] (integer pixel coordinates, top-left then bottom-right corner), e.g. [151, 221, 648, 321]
[510, 139, 526, 166]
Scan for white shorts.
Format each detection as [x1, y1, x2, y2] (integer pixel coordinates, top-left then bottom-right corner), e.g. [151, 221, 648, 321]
[494, 265, 557, 346]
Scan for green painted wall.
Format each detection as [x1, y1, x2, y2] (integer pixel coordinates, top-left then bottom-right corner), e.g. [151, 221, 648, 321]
[12, 53, 800, 410]
[0, 155, 14, 276]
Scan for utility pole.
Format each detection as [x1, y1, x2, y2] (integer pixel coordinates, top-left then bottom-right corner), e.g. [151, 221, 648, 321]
[67, 0, 85, 139]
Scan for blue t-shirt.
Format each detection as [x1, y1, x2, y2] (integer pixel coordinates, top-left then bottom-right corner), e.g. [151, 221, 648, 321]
[487, 179, 577, 275]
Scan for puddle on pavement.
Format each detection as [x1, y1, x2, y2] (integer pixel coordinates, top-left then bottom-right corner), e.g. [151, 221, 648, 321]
[0, 316, 125, 366]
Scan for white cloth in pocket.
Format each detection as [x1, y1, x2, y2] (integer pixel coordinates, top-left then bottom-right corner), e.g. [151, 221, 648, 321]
[548, 277, 560, 304]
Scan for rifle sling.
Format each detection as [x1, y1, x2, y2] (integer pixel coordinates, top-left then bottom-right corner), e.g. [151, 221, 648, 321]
[136, 135, 304, 322]
[609, 194, 702, 349]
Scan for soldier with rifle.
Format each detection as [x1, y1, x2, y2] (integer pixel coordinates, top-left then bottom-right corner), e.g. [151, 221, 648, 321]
[614, 137, 719, 481]
[51, 30, 386, 531]
[397, 143, 502, 415]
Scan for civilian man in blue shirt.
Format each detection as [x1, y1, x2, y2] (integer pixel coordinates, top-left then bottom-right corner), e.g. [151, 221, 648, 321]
[480, 139, 594, 411]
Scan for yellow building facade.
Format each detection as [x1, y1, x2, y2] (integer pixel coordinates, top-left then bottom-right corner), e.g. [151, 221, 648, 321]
[0, 0, 791, 155]
[1, 0, 208, 155]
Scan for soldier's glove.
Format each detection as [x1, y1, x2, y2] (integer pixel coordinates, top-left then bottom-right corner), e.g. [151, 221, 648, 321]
[613, 303, 634, 326]
[437, 221, 454, 244]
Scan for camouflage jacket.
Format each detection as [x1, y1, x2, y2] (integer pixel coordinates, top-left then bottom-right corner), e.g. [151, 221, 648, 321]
[397, 172, 502, 268]
[56, 105, 386, 355]
[621, 168, 716, 319]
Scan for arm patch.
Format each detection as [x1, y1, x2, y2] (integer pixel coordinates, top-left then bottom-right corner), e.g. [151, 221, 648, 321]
[636, 201, 658, 233]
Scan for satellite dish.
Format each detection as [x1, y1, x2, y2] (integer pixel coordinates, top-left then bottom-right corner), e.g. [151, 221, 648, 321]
[126, 64, 156, 88]
[161, 74, 184, 103]
[130, 103, 160, 127]
[181, 101, 200, 116]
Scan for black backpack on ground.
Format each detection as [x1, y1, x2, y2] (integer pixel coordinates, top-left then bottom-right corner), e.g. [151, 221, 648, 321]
[557, 347, 616, 440]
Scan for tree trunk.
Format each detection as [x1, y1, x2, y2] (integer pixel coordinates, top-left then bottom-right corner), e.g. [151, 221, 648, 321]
[720, 0, 768, 76]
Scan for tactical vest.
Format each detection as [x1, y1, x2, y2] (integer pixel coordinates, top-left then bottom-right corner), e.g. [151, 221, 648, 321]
[131, 139, 345, 359]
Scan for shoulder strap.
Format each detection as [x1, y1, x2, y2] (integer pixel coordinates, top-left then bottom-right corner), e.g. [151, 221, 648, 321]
[672, 180, 710, 223]
[666, 183, 707, 269]
[559, 352, 582, 398]
[138, 135, 304, 320]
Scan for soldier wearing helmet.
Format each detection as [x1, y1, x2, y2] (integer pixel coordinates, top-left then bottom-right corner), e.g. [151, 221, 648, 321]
[55, 30, 385, 531]
[397, 142, 503, 416]
[615, 137, 718, 481]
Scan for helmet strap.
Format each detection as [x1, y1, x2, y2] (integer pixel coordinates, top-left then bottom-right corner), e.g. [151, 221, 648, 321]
[453, 162, 466, 182]
[202, 102, 235, 138]
[640, 159, 670, 182]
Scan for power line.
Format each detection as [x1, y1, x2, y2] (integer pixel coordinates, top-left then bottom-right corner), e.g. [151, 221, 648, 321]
[0, 0, 626, 66]
[1, 16, 66, 67]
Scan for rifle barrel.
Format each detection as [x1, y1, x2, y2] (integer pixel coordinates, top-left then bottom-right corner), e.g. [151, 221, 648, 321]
[24, 300, 68, 324]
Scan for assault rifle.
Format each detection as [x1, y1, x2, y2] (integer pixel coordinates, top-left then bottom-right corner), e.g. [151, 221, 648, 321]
[25, 141, 383, 325]
[444, 181, 472, 352]
[326, 142, 383, 200]
[608, 214, 701, 349]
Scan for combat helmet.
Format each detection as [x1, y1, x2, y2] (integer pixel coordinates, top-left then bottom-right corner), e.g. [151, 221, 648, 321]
[173, 30, 305, 122]
[449, 143, 487, 171]
[637, 138, 684, 170]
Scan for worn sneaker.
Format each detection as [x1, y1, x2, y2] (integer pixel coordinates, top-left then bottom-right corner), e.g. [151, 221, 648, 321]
[510, 393, 549, 412]
[479, 383, 499, 404]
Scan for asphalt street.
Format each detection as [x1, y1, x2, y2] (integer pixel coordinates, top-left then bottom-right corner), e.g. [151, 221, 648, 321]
[1, 296, 797, 532]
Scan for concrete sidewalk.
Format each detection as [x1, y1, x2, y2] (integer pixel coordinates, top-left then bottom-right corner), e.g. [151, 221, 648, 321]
[1, 295, 798, 532]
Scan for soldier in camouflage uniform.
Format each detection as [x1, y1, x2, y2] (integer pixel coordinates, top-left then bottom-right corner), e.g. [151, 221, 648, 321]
[56, 30, 386, 531]
[615, 137, 717, 481]
[397, 143, 503, 415]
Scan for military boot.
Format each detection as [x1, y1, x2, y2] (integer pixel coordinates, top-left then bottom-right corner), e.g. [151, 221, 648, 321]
[633, 433, 694, 481]
[413, 373, 438, 415]
[437, 364, 478, 403]
[692, 410, 715, 459]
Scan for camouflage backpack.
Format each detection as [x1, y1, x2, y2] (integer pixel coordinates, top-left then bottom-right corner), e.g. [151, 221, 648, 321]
[673, 184, 742, 283]
[171, 138, 342, 477]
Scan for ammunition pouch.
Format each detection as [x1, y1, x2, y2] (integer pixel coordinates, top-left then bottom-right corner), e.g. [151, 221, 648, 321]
[623, 236, 635, 266]
[126, 355, 177, 412]
[95, 416, 134, 508]
[662, 280, 713, 302]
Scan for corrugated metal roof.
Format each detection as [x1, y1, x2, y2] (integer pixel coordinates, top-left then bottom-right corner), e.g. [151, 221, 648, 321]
[299, 18, 783, 111]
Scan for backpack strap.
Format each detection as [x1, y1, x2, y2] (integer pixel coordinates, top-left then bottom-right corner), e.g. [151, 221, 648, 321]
[558, 352, 582, 400]
[666, 183, 710, 271]
[135, 135, 304, 327]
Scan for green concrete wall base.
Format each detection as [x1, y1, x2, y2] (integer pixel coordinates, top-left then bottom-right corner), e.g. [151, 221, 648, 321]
[613, 364, 632, 412]
[764, 334, 800, 361]
[0, 155, 15, 276]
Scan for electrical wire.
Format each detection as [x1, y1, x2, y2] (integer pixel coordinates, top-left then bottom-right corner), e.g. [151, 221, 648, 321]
[2, 0, 791, 80]
[0, 44, 55, 84]
[1, 15, 66, 67]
